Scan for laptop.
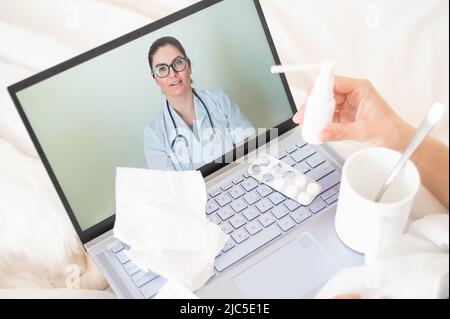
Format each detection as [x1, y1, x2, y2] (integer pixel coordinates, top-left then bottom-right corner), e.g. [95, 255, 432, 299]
[8, 0, 363, 299]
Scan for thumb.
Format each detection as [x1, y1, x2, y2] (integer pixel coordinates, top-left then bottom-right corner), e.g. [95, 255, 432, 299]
[320, 123, 362, 142]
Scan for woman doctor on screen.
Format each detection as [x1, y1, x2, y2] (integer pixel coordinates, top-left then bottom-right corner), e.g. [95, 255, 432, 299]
[144, 36, 255, 171]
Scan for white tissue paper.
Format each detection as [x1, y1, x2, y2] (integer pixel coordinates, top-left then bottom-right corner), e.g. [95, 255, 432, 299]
[316, 214, 449, 299]
[113, 168, 229, 298]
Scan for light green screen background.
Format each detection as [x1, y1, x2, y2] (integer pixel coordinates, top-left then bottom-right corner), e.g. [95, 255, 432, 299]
[17, 0, 293, 231]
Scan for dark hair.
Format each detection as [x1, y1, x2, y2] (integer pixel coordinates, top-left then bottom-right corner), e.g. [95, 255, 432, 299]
[148, 36, 188, 70]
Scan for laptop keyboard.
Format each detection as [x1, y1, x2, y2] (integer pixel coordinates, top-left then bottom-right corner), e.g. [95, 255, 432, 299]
[108, 141, 341, 298]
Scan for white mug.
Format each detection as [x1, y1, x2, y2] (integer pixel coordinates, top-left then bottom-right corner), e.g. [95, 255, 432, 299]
[335, 147, 420, 263]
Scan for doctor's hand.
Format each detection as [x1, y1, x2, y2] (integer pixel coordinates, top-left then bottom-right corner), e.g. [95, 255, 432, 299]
[292, 76, 414, 153]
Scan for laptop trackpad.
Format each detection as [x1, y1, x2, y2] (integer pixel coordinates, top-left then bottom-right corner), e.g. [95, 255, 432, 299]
[232, 233, 340, 298]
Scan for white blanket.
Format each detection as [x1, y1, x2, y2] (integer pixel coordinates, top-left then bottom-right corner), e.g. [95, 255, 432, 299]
[316, 214, 449, 299]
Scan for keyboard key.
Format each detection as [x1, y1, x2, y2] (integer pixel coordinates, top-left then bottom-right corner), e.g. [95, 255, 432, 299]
[278, 216, 296, 232]
[228, 186, 245, 199]
[281, 156, 296, 167]
[297, 141, 307, 148]
[115, 250, 130, 264]
[231, 229, 250, 244]
[132, 270, 158, 288]
[258, 212, 276, 227]
[221, 183, 233, 191]
[205, 200, 220, 215]
[278, 153, 287, 160]
[272, 205, 289, 219]
[140, 276, 167, 299]
[215, 224, 283, 272]
[306, 153, 326, 168]
[243, 172, 250, 178]
[309, 198, 328, 214]
[245, 220, 263, 235]
[292, 145, 316, 163]
[290, 207, 312, 224]
[111, 243, 124, 254]
[209, 189, 221, 198]
[230, 199, 248, 213]
[217, 208, 235, 221]
[318, 171, 341, 194]
[208, 214, 222, 225]
[255, 199, 273, 213]
[244, 190, 261, 205]
[222, 238, 236, 252]
[124, 261, 140, 276]
[215, 193, 232, 207]
[256, 185, 273, 198]
[284, 199, 301, 211]
[232, 176, 244, 185]
[286, 147, 297, 154]
[268, 192, 285, 205]
[221, 221, 234, 235]
[321, 188, 337, 201]
[307, 162, 335, 181]
[229, 214, 247, 229]
[243, 207, 260, 221]
[325, 193, 339, 205]
[241, 178, 259, 192]
[294, 162, 311, 174]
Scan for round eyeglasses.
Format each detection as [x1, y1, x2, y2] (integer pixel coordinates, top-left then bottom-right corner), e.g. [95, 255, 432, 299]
[152, 56, 190, 78]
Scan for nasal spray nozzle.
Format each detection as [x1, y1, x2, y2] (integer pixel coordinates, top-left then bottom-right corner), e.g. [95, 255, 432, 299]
[271, 60, 336, 145]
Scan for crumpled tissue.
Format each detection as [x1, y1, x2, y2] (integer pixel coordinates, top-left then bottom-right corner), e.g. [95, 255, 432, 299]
[316, 214, 449, 299]
[113, 168, 229, 298]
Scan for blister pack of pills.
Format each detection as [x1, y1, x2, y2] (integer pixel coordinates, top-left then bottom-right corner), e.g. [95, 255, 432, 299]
[248, 154, 322, 206]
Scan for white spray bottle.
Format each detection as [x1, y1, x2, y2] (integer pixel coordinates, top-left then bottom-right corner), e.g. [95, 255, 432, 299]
[271, 60, 336, 145]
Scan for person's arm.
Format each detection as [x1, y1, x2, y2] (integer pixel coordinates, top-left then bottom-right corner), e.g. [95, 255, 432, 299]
[293, 76, 449, 208]
[399, 125, 449, 209]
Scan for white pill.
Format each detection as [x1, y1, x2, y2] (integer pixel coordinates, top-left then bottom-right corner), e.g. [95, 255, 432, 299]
[272, 178, 286, 189]
[250, 164, 262, 175]
[307, 183, 321, 195]
[295, 175, 307, 188]
[282, 171, 295, 179]
[297, 192, 312, 205]
[262, 173, 274, 183]
[271, 163, 284, 173]
[256, 155, 271, 167]
[285, 185, 298, 198]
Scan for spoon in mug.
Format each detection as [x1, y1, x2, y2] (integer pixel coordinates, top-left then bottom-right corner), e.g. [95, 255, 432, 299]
[374, 102, 446, 202]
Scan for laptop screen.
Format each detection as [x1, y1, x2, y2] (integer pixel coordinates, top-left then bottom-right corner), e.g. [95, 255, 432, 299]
[9, 0, 295, 240]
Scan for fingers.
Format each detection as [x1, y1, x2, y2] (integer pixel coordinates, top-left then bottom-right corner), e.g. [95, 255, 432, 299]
[332, 109, 341, 123]
[320, 123, 361, 142]
[333, 76, 361, 94]
[292, 104, 305, 124]
[334, 93, 346, 106]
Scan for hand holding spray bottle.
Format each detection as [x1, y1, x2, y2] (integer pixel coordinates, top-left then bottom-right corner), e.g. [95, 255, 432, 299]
[271, 60, 336, 145]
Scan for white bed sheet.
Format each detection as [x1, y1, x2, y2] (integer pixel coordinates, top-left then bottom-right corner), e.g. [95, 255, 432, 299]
[0, 0, 448, 297]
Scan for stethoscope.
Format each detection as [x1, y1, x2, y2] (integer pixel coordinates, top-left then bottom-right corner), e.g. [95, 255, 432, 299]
[166, 89, 218, 152]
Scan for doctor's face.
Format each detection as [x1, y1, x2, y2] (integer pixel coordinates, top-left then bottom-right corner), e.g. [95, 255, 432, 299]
[151, 45, 192, 98]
